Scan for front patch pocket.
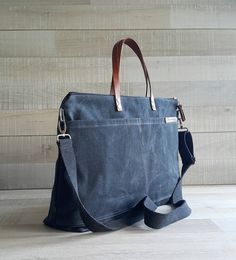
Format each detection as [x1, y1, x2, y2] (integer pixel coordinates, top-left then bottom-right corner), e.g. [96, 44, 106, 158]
[66, 117, 178, 220]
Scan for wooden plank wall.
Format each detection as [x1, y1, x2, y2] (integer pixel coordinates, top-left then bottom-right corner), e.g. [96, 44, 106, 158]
[0, 0, 236, 189]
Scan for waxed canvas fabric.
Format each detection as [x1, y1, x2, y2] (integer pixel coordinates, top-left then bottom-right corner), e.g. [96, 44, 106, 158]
[44, 93, 181, 231]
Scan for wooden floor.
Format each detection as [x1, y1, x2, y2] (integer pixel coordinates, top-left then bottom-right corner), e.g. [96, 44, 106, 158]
[0, 186, 236, 260]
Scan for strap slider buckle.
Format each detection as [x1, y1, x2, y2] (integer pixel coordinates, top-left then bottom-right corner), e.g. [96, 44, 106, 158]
[57, 134, 71, 142]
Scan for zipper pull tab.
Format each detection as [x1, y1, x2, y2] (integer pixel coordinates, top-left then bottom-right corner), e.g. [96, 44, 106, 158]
[173, 97, 186, 129]
[173, 97, 186, 122]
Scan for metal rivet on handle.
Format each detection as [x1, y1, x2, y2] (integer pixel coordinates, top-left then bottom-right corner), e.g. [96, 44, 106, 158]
[116, 98, 122, 111]
[151, 100, 156, 111]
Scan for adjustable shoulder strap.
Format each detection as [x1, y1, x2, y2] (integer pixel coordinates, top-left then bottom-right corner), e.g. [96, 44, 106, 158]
[59, 138, 120, 232]
[143, 130, 196, 229]
[58, 129, 195, 232]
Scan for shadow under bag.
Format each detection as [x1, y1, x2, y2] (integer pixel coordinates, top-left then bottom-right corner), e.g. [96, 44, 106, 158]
[44, 38, 195, 232]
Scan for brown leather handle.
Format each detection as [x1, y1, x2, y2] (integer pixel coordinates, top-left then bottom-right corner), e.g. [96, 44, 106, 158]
[110, 38, 156, 111]
[110, 39, 150, 96]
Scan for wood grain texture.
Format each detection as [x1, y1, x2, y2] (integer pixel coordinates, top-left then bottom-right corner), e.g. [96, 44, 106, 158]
[0, 110, 58, 136]
[1, 81, 236, 110]
[184, 159, 236, 185]
[0, 186, 236, 259]
[0, 132, 235, 164]
[0, 132, 235, 189]
[0, 136, 57, 164]
[1, 2, 236, 29]
[0, 0, 89, 4]
[1, 159, 236, 189]
[1, 56, 236, 87]
[2, 30, 236, 57]
[91, 0, 236, 6]
[0, 0, 235, 188]
[0, 106, 236, 136]
[0, 0, 233, 5]
[130, 81, 236, 106]
[0, 163, 55, 189]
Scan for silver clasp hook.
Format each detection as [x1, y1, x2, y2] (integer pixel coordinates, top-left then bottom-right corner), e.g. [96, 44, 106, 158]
[57, 108, 71, 142]
[58, 108, 67, 134]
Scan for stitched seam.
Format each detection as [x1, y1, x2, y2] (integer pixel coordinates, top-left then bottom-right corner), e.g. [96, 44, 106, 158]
[69, 122, 166, 128]
[67, 118, 177, 128]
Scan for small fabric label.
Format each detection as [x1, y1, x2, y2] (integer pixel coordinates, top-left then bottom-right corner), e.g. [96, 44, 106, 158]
[164, 117, 178, 123]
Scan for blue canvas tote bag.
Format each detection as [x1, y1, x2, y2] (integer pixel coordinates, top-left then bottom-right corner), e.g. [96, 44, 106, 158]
[44, 38, 195, 232]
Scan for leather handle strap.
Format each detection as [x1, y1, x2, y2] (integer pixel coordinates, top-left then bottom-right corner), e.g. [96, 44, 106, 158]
[58, 129, 195, 232]
[110, 38, 150, 96]
[110, 38, 156, 111]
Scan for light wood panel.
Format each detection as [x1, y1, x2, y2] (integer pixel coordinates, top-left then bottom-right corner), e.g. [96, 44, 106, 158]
[91, 0, 236, 6]
[0, 110, 58, 136]
[1, 81, 236, 110]
[184, 106, 236, 133]
[1, 159, 236, 189]
[130, 81, 236, 107]
[0, 2, 236, 29]
[0, 0, 235, 188]
[1, 56, 236, 86]
[0, 0, 233, 5]
[0, 132, 234, 164]
[0, 0, 89, 4]
[0, 163, 55, 189]
[0, 132, 235, 188]
[0, 83, 109, 110]
[1, 30, 236, 57]
[0, 106, 235, 136]
[184, 159, 236, 185]
[0, 136, 56, 164]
